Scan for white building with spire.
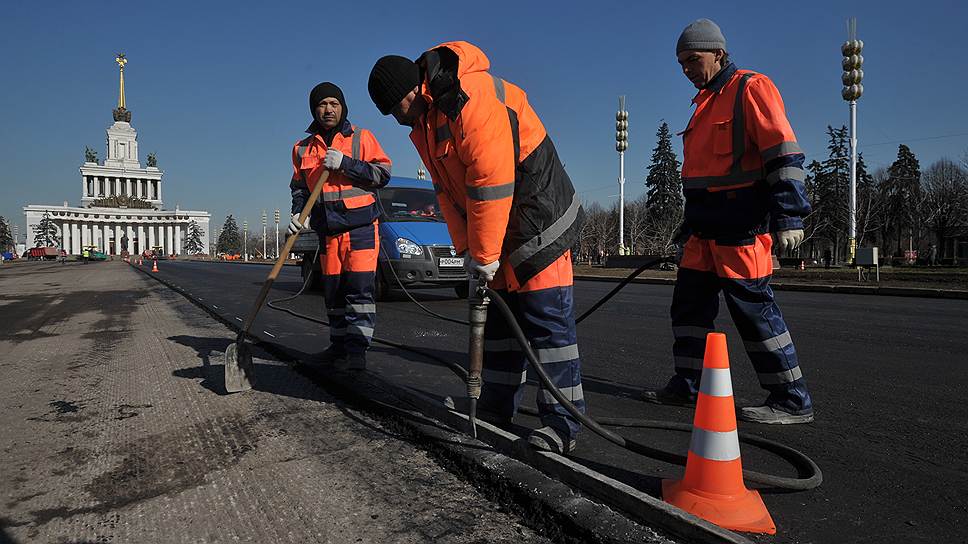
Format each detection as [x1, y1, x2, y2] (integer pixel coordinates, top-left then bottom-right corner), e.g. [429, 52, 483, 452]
[23, 54, 210, 256]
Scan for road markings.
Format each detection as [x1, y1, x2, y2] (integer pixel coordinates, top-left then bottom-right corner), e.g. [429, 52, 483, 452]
[263, 330, 276, 338]
[212, 305, 219, 309]
[235, 317, 243, 322]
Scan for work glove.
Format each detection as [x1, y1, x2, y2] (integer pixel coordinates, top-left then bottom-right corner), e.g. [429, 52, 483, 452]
[466, 258, 500, 282]
[323, 149, 344, 171]
[288, 213, 306, 236]
[774, 229, 804, 254]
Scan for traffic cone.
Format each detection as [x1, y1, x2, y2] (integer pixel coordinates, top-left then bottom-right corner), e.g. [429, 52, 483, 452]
[662, 332, 776, 534]
[151, 259, 158, 273]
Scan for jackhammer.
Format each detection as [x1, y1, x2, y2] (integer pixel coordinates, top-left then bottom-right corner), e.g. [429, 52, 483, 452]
[466, 277, 489, 438]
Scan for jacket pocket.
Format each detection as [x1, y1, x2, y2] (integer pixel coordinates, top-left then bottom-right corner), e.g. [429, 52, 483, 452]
[713, 120, 732, 155]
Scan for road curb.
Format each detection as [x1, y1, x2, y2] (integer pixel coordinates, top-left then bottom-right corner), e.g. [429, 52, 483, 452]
[128, 262, 752, 544]
[574, 274, 968, 300]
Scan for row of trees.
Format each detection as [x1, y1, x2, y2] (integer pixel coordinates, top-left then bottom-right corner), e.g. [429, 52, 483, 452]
[573, 120, 968, 265]
[804, 127, 968, 263]
[213, 215, 277, 258]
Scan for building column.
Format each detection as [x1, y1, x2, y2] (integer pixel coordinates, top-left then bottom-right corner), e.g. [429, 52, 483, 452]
[61, 221, 70, 253]
[148, 223, 156, 252]
[79, 222, 87, 250]
[102, 223, 111, 253]
[137, 224, 145, 255]
[125, 224, 134, 254]
[71, 223, 80, 254]
[164, 224, 172, 255]
[114, 224, 122, 255]
[174, 223, 182, 255]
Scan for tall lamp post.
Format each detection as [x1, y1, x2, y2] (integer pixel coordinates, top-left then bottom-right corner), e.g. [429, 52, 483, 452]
[274, 209, 280, 258]
[615, 96, 629, 255]
[261, 210, 267, 260]
[842, 17, 864, 264]
[243, 220, 248, 262]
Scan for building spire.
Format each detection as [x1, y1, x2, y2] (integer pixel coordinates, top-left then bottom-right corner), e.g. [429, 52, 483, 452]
[112, 53, 131, 122]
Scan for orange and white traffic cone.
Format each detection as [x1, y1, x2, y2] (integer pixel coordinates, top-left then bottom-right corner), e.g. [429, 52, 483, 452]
[151, 259, 158, 273]
[662, 332, 776, 535]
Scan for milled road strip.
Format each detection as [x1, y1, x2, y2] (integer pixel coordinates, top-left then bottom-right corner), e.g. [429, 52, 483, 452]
[0, 262, 560, 543]
[132, 262, 748, 544]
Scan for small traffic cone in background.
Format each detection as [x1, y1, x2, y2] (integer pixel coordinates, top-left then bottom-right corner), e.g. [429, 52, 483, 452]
[151, 259, 158, 273]
[662, 332, 776, 535]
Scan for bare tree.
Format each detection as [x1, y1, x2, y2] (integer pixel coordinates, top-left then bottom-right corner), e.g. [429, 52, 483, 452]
[623, 194, 649, 254]
[922, 158, 968, 260]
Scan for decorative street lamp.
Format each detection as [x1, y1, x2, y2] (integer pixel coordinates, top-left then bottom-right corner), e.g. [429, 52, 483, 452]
[243, 219, 248, 262]
[842, 17, 864, 264]
[615, 96, 629, 255]
[261, 210, 267, 260]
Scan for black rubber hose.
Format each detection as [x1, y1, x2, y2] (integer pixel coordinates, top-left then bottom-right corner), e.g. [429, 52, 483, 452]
[484, 286, 822, 491]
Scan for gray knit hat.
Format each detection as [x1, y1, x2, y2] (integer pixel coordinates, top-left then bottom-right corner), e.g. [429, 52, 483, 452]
[676, 18, 727, 55]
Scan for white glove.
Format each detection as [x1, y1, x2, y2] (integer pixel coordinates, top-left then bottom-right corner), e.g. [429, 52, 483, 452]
[323, 149, 344, 171]
[467, 257, 500, 282]
[288, 213, 306, 236]
[774, 229, 804, 253]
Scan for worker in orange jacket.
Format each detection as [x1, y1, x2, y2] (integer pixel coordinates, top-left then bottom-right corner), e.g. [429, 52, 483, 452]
[641, 19, 814, 424]
[368, 42, 586, 453]
[288, 82, 392, 370]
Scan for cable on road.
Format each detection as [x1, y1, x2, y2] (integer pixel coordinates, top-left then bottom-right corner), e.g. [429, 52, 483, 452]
[266, 231, 821, 491]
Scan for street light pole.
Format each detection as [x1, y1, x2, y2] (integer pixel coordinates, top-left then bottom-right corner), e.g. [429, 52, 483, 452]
[261, 210, 267, 260]
[615, 96, 628, 255]
[842, 17, 864, 264]
[243, 220, 248, 262]
[274, 209, 280, 258]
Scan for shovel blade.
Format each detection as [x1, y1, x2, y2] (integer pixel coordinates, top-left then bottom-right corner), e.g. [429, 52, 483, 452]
[224, 341, 254, 393]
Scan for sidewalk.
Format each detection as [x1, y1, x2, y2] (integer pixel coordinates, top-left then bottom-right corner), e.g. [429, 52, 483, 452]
[0, 262, 553, 543]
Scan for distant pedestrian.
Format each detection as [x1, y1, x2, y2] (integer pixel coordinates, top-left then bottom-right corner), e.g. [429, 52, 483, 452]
[928, 244, 938, 266]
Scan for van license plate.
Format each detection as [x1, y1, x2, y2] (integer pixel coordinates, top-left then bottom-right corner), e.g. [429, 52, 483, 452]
[439, 257, 464, 267]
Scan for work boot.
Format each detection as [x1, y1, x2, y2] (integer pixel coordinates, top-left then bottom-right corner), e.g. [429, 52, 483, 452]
[335, 353, 366, 371]
[640, 386, 697, 407]
[738, 404, 814, 425]
[527, 426, 576, 454]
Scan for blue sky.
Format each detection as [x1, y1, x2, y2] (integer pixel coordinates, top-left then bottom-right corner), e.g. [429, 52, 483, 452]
[1, 0, 965, 239]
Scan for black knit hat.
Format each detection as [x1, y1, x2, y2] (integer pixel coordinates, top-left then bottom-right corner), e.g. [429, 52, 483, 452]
[309, 82, 347, 126]
[368, 55, 420, 115]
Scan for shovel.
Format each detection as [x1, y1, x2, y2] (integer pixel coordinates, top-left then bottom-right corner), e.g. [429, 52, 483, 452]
[223, 171, 330, 393]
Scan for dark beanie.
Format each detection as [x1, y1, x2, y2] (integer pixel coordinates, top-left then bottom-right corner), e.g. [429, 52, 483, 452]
[309, 82, 347, 125]
[368, 55, 420, 115]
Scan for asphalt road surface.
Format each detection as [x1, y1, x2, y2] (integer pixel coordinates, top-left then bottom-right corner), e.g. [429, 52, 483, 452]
[144, 260, 968, 543]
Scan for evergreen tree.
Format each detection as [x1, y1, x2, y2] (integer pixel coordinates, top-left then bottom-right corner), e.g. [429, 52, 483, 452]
[0, 216, 13, 252]
[643, 121, 684, 253]
[644, 122, 683, 221]
[33, 211, 59, 247]
[216, 215, 242, 255]
[883, 144, 922, 254]
[184, 219, 205, 254]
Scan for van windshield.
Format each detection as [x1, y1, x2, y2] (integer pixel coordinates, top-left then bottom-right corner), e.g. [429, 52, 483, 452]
[378, 187, 444, 222]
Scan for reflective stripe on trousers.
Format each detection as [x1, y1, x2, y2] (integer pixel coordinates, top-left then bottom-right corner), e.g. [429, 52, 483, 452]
[321, 223, 378, 355]
[479, 282, 585, 440]
[668, 243, 812, 413]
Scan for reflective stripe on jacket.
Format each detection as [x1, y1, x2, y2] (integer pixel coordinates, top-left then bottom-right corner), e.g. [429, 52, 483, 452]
[680, 63, 810, 239]
[290, 121, 391, 235]
[410, 41, 583, 283]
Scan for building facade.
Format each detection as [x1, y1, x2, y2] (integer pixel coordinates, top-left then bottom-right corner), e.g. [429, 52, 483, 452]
[24, 54, 210, 256]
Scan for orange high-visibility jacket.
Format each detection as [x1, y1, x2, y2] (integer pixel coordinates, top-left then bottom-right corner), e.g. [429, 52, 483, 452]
[680, 63, 810, 239]
[290, 122, 391, 234]
[410, 41, 583, 283]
